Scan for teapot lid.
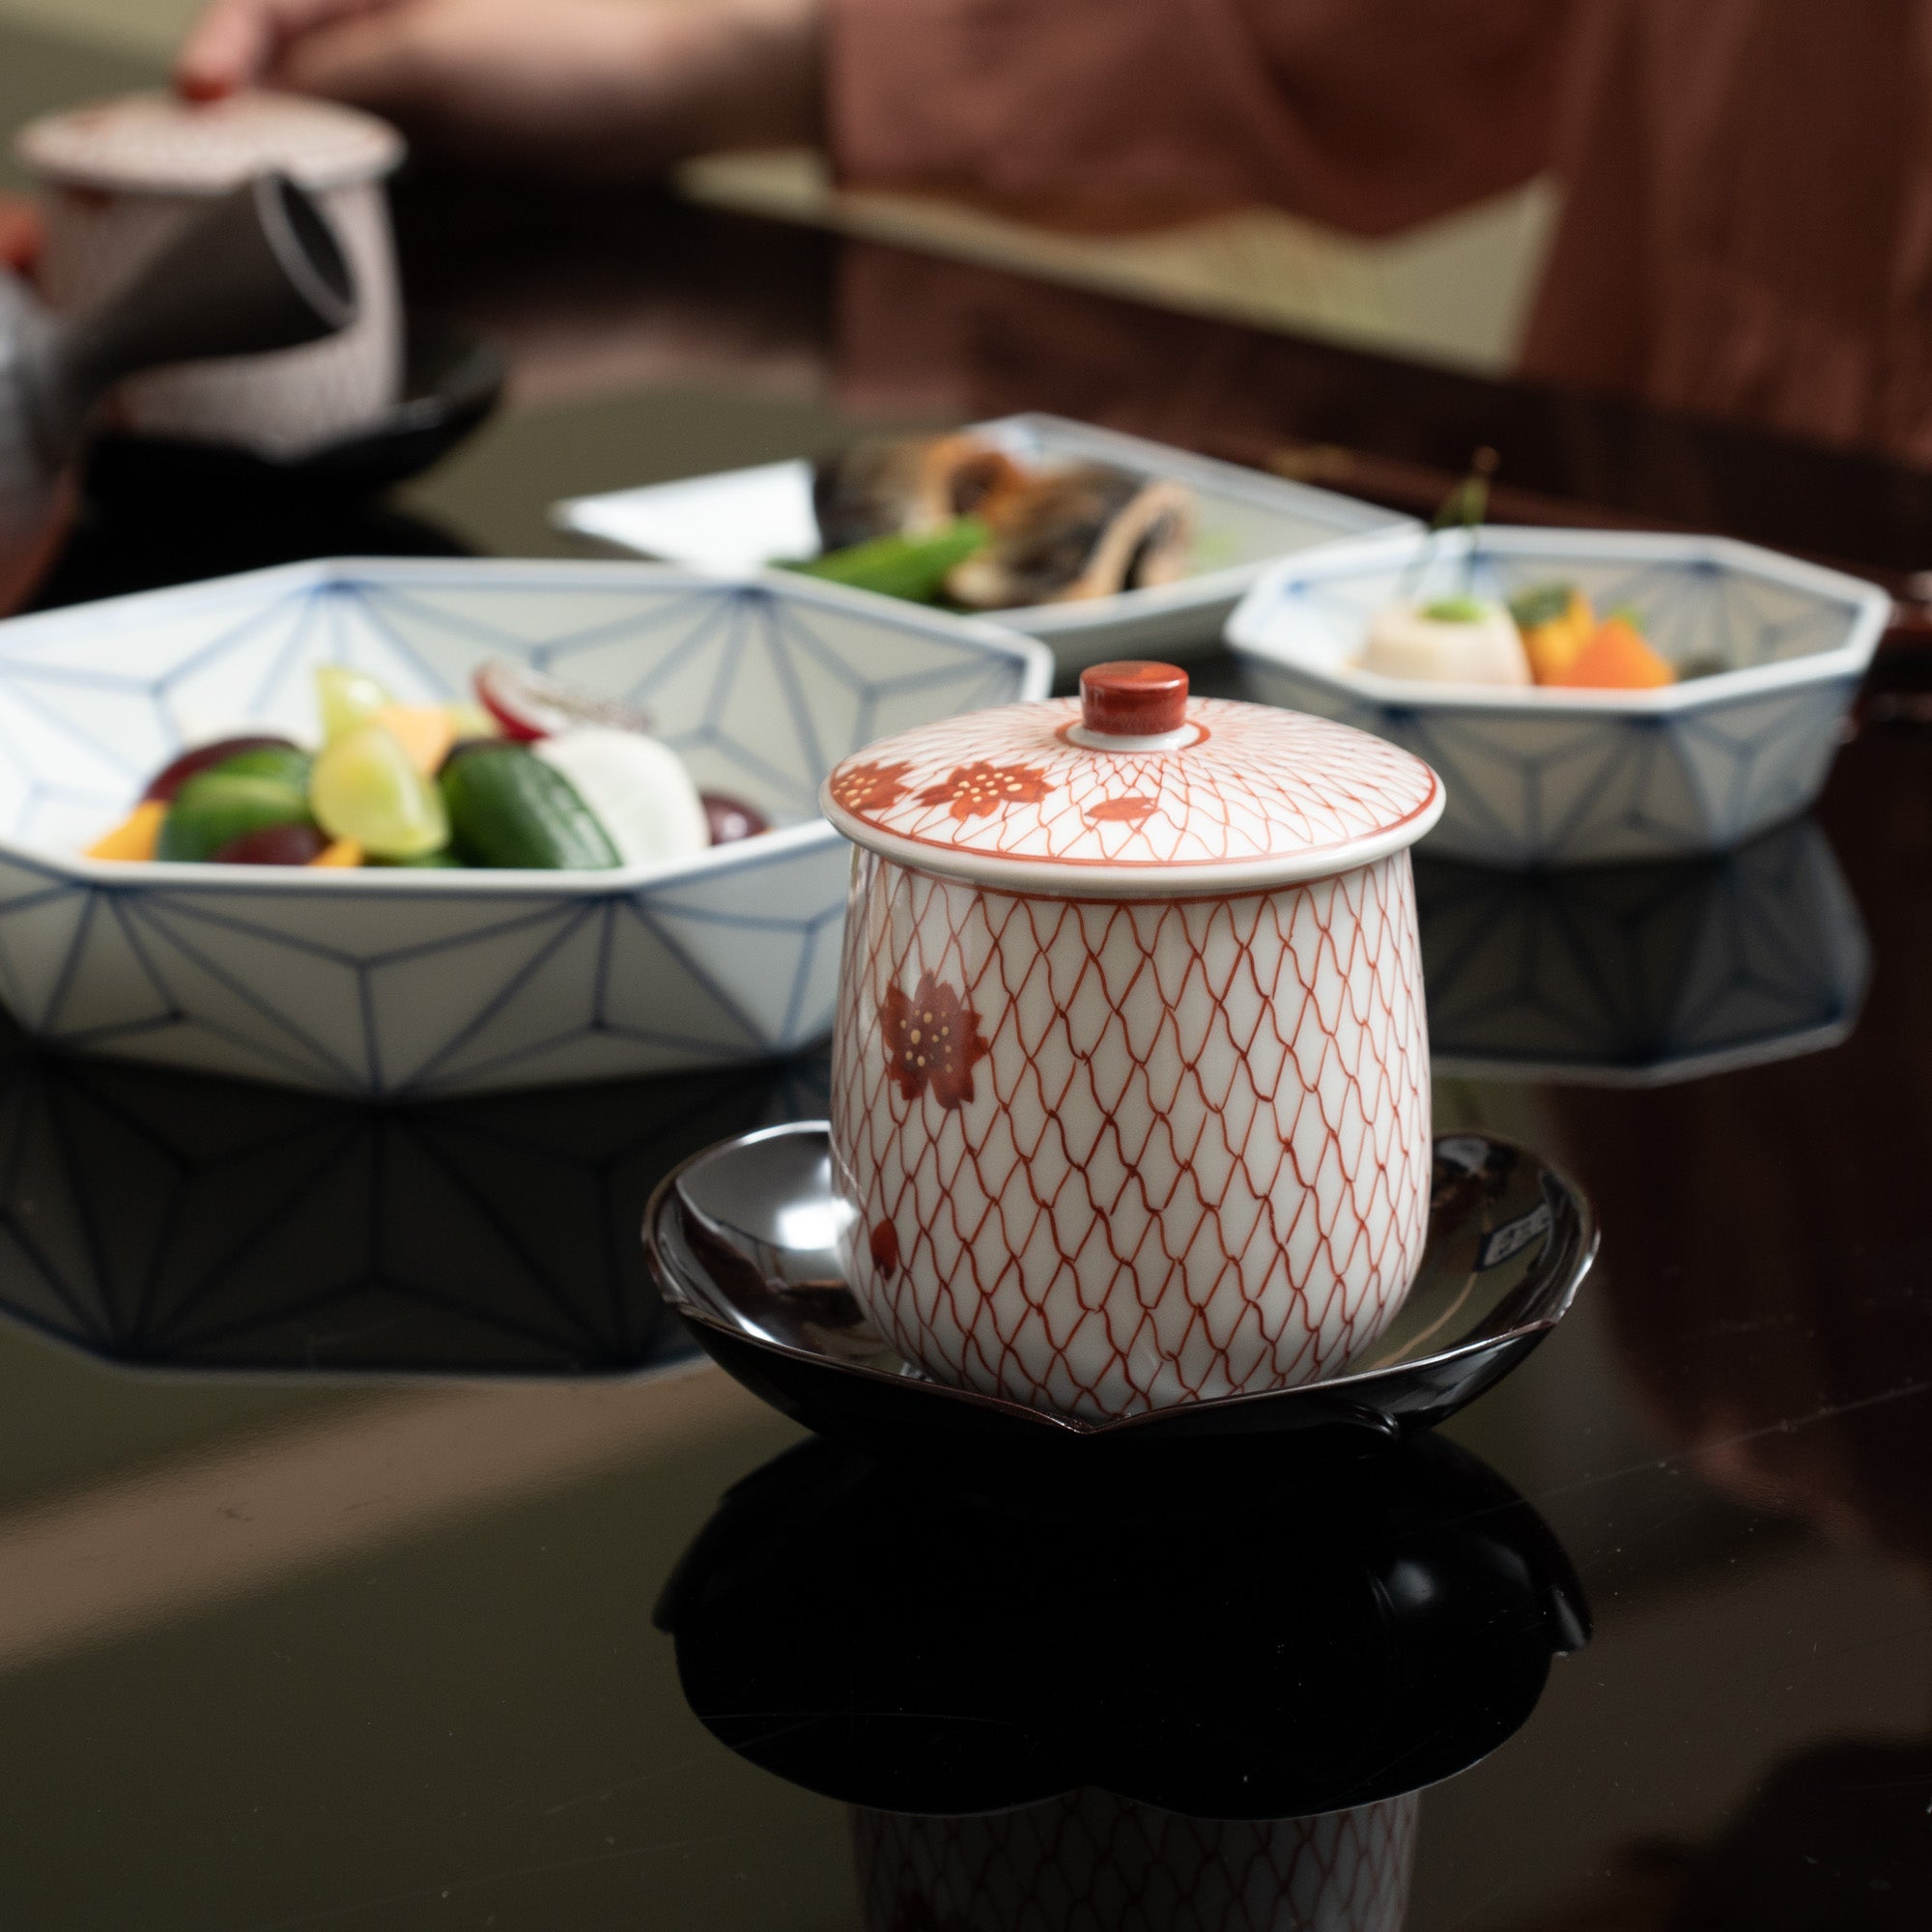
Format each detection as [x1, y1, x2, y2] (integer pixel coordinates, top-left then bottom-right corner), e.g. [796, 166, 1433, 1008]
[15, 91, 404, 194]
[821, 661, 1442, 897]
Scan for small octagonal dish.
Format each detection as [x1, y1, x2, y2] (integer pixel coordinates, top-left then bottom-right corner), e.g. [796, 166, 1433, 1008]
[0, 557, 1047, 1094]
[1227, 526, 1890, 867]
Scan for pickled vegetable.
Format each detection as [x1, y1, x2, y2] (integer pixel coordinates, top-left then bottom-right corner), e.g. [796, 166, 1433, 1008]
[1542, 615, 1675, 691]
[371, 703, 454, 777]
[158, 772, 313, 863]
[144, 734, 298, 803]
[310, 724, 449, 859]
[440, 744, 620, 869]
[211, 822, 330, 866]
[443, 701, 500, 742]
[473, 660, 651, 742]
[87, 799, 167, 861]
[316, 666, 394, 740]
[1362, 600, 1531, 686]
[208, 743, 313, 792]
[702, 793, 770, 845]
[789, 519, 988, 604]
[1510, 583, 1598, 684]
[531, 728, 708, 867]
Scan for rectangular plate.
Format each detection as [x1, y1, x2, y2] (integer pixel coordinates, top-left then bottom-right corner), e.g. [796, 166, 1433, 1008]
[553, 413, 1415, 672]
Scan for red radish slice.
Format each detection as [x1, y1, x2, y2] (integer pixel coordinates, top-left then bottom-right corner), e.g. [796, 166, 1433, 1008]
[210, 822, 329, 866]
[144, 735, 299, 803]
[702, 793, 771, 845]
[473, 660, 651, 742]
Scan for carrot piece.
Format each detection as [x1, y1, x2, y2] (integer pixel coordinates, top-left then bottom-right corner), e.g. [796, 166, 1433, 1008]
[1521, 589, 1597, 683]
[86, 798, 166, 861]
[1544, 616, 1675, 690]
[310, 838, 365, 868]
[371, 703, 455, 777]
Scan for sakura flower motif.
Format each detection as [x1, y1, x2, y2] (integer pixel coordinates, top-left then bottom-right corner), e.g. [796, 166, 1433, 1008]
[917, 760, 1053, 822]
[882, 972, 991, 1110]
[831, 760, 916, 812]
[1085, 794, 1157, 826]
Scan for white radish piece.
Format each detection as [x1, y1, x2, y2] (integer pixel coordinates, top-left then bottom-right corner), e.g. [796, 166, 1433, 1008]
[532, 728, 709, 867]
[1361, 599, 1531, 686]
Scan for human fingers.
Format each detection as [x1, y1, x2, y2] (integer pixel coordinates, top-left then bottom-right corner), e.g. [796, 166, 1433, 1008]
[175, 0, 399, 99]
[269, 7, 440, 120]
[0, 196, 43, 276]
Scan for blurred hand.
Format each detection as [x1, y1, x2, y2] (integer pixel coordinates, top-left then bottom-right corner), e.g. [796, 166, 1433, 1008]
[175, 0, 823, 176]
[0, 196, 42, 275]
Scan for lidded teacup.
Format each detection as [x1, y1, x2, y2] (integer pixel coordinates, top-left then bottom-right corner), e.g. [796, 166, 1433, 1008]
[822, 661, 1445, 1423]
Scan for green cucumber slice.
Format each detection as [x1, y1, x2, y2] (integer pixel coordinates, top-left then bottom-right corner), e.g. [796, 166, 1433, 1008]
[157, 773, 313, 864]
[208, 743, 314, 792]
[440, 745, 621, 870]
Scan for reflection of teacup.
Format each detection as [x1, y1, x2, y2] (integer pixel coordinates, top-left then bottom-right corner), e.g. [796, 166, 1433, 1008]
[854, 1792, 1418, 1932]
[14, 91, 404, 457]
[662, 1433, 1587, 1926]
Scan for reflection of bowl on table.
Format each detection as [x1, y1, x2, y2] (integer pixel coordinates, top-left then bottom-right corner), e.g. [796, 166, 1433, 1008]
[1228, 527, 1890, 867]
[1420, 817, 1869, 1087]
[0, 1027, 827, 1375]
[0, 557, 1047, 1095]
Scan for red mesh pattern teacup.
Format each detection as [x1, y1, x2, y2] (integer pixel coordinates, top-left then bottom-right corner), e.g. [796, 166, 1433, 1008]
[823, 662, 1443, 1422]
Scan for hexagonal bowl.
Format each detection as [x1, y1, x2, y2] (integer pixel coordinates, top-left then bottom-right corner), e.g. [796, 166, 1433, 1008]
[0, 557, 1049, 1094]
[1226, 527, 1891, 867]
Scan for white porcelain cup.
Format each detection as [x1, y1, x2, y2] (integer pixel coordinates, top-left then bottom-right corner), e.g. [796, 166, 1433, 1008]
[15, 91, 405, 458]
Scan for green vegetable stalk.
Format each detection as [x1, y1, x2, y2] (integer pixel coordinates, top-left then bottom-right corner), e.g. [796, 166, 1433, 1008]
[785, 519, 989, 604]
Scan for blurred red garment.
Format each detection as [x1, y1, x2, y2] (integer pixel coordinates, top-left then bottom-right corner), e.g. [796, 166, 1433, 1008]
[829, 0, 1932, 461]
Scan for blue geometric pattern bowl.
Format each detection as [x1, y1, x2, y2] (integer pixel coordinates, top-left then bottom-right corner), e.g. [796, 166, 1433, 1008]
[1226, 528, 1890, 867]
[0, 558, 1049, 1095]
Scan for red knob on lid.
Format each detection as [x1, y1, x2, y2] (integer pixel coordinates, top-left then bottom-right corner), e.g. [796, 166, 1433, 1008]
[1079, 661, 1189, 738]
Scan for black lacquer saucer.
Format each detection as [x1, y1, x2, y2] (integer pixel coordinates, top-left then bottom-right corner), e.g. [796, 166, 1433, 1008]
[84, 312, 504, 498]
[657, 1430, 1590, 1818]
[644, 1122, 1595, 1482]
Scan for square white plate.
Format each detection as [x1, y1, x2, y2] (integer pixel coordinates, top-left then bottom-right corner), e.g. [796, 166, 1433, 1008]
[553, 413, 1415, 672]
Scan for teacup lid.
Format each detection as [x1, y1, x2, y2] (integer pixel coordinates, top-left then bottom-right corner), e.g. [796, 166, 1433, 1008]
[15, 91, 404, 194]
[822, 660, 1443, 897]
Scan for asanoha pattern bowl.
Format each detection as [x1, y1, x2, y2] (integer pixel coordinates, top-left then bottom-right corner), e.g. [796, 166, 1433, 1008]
[0, 557, 1047, 1095]
[1227, 527, 1891, 868]
[822, 662, 1444, 1422]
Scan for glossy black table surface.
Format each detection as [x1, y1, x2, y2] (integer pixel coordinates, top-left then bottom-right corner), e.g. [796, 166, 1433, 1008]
[8, 28, 1932, 1931]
